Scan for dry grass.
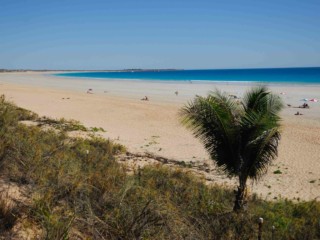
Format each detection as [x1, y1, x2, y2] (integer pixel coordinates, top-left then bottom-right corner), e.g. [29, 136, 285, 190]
[0, 95, 319, 239]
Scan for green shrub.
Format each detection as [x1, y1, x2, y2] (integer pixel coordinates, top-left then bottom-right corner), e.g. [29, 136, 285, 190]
[0, 95, 319, 239]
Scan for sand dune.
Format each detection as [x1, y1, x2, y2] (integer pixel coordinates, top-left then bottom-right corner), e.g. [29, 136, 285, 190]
[0, 72, 319, 201]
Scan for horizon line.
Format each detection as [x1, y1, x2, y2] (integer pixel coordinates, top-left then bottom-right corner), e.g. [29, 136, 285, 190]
[1, 66, 320, 72]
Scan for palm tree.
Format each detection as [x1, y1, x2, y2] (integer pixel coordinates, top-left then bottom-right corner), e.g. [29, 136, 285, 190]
[180, 86, 283, 211]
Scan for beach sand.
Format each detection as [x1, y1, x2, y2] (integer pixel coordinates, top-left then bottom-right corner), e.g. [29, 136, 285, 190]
[0, 72, 319, 201]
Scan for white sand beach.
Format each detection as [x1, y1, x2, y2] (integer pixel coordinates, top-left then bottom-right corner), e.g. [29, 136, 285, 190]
[0, 72, 320, 201]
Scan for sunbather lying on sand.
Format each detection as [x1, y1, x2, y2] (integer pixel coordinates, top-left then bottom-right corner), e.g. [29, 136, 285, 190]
[299, 103, 309, 108]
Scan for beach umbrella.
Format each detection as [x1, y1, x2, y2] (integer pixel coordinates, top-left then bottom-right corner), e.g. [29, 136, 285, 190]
[301, 98, 308, 102]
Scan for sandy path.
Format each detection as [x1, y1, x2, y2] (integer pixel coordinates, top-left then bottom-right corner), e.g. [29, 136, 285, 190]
[0, 72, 319, 201]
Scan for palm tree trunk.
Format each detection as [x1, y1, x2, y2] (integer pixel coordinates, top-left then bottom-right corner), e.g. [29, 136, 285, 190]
[233, 176, 247, 211]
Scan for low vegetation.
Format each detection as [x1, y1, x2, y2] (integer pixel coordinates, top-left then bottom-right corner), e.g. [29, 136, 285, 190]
[0, 95, 319, 239]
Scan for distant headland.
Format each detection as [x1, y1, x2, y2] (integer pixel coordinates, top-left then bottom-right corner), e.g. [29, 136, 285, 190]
[0, 68, 182, 73]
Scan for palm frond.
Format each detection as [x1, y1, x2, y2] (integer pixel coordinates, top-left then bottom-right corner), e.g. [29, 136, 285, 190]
[242, 86, 269, 112]
[266, 93, 284, 115]
[242, 86, 283, 116]
[240, 90, 282, 180]
[243, 128, 281, 181]
[180, 92, 240, 176]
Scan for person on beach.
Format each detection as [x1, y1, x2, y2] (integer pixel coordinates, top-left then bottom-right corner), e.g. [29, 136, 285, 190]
[87, 88, 93, 94]
[298, 103, 309, 108]
[295, 111, 303, 115]
[141, 96, 149, 101]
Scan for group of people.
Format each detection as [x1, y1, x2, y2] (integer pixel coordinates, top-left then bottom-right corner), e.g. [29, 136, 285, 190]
[299, 103, 310, 108]
[294, 103, 310, 116]
[141, 91, 179, 101]
[86, 89, 179, 101]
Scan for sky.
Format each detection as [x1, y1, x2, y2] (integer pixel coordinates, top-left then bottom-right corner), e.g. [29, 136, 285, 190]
[0, 0, 319, 70]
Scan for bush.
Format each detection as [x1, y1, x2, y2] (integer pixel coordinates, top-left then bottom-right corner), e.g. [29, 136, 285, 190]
[0, 95, 319, 239]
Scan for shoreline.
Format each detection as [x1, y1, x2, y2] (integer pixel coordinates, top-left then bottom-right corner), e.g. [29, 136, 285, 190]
[0, 71, 320, 201]
[2, 71, 320, 106]
[53, 73, 320, 87]
[54, 67, 320, 85]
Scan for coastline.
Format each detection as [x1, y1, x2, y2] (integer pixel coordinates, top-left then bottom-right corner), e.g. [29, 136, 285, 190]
[55, 67, 320, 84]
[53, 74, 320, 87]
[0, 71, 320, 201]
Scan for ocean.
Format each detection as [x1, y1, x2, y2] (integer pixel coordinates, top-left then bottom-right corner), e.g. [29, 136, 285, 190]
[55, 67, 320, 84]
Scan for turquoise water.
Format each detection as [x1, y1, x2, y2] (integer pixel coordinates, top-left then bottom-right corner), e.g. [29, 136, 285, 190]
[55, 67, 320, 84]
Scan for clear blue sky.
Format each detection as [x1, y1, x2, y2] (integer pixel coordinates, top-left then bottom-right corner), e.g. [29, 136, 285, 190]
[1, 0, 319, 70]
